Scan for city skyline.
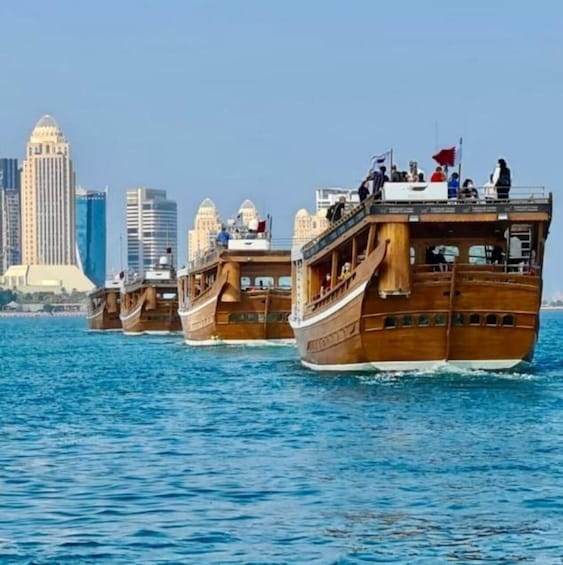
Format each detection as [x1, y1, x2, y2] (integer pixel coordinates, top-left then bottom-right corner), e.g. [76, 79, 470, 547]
[0, 2, 561, 296]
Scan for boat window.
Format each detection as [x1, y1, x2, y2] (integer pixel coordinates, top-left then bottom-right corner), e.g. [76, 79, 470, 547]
[402, 315, 413, 327]
[502, 314, 515, 326]
[267, 312, 289, 322]
[278, 276, 291, 289]
[435, 314, 446, 326]
[229, 312, 260, 323]
[384, 316, 396, 328]
[417, 314, 429, 327]
[469, 313, 481, 325]
[444, 246, 459, 263]
[453, 313, 464, 326]
[240, 276, 252, 289]
[486, 314, 498, 326]
[410, 247, 415, 265]
[161, 292, 177, 300]
[255, 276, 274, 288]
[469, 245, 487, 265]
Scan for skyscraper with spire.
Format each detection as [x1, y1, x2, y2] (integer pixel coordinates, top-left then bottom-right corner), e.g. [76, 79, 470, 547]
[21, 114, 76, 265]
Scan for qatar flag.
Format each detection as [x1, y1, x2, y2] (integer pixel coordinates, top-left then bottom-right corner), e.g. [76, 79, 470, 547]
[432, 147, 456, 167]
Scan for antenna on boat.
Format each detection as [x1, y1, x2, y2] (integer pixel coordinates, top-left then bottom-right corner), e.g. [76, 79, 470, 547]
[457, 137, 463, 185]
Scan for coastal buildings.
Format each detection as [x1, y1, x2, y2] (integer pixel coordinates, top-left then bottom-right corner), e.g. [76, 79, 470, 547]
[76, 187, 107, 287]
[0, 158, 21, 275]
[292, 187, 360, 249]
[1, 115, 94, 293]
[187, 198, 221, 262]
[292, 208, 329, 249]
[126, 188, 177, 276]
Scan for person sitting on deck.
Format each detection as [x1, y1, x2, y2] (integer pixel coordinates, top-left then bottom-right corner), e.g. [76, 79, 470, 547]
[460, 179, 478, 200]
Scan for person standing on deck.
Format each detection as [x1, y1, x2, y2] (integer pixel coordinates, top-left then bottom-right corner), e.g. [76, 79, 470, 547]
[216, 225, 231, 248]
[493, 158, 511, 199]
[447, 172, 460, 199]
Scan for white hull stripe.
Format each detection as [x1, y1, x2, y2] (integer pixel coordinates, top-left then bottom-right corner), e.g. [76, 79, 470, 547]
[119, 302, 143, 323]
[86, 309, 103, 320]
[178, 295, 217, 318]
[289, 281, 367, 329]
[300, 358, 524, 372]
[186, 338, 296, 347]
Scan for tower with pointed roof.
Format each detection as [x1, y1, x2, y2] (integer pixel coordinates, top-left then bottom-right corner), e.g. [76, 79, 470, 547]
[188, 198, 222, 262]
[20, 114, 76, 265]
[237, 199, 259, 227]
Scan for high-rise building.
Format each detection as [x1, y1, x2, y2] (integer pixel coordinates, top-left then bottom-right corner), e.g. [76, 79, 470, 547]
[0, 158, 21, 275]
[126, 188, 177, 276]
[76, 187, 107, 287]
[20, 115, 76, 265]
[237, 199, 259, 226]
[187, 198, 222, 262]
[292, 208, 329, 250]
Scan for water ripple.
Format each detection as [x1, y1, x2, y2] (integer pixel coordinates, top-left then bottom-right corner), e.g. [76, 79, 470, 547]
[0, 315, 563, 562]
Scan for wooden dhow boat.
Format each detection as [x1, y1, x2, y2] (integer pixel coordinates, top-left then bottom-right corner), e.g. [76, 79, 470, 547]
[120, 253, 181, 335]
[178, 220, 293, 345]
[290, 180, 552, 371]
[86, 280, 122, 331]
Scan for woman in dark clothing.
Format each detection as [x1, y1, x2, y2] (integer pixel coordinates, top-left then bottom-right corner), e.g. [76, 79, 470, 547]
[494, 158, 511, 200]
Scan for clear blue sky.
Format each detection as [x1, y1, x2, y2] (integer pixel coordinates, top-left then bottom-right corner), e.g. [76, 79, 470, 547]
[1, 1, 561, 296]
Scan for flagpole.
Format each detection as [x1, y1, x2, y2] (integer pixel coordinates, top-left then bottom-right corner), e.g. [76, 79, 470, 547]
[457, 136, 463, 185]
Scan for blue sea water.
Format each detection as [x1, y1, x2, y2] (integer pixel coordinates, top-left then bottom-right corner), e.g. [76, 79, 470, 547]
[1, 315, 563, 564]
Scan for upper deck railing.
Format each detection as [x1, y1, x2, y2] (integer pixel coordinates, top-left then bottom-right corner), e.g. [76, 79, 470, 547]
[300, 186, 552, 261]
[179, 236, 294, 275]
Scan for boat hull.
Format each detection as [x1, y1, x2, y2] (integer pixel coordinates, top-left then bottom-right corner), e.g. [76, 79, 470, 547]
[291, 275, 539, 372]
[87, 306, 121, 331]
[120, 283, 181, 334]
[180, 289, 293, 344]
[86, 288, 121, 331]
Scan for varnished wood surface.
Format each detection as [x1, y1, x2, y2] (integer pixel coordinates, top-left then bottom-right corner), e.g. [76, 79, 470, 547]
[86, 288, 122, 331]
[179, 251, 293, 342]
[120, 281, 181, 333]
[293, 266, 541, 366]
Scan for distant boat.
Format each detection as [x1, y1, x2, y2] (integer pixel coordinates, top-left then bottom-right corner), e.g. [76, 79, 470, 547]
[290, 180, 552, 371]
[86, 280, 122, 331]
[120, 253, 181, 335]
[178, 218, 293, 345]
